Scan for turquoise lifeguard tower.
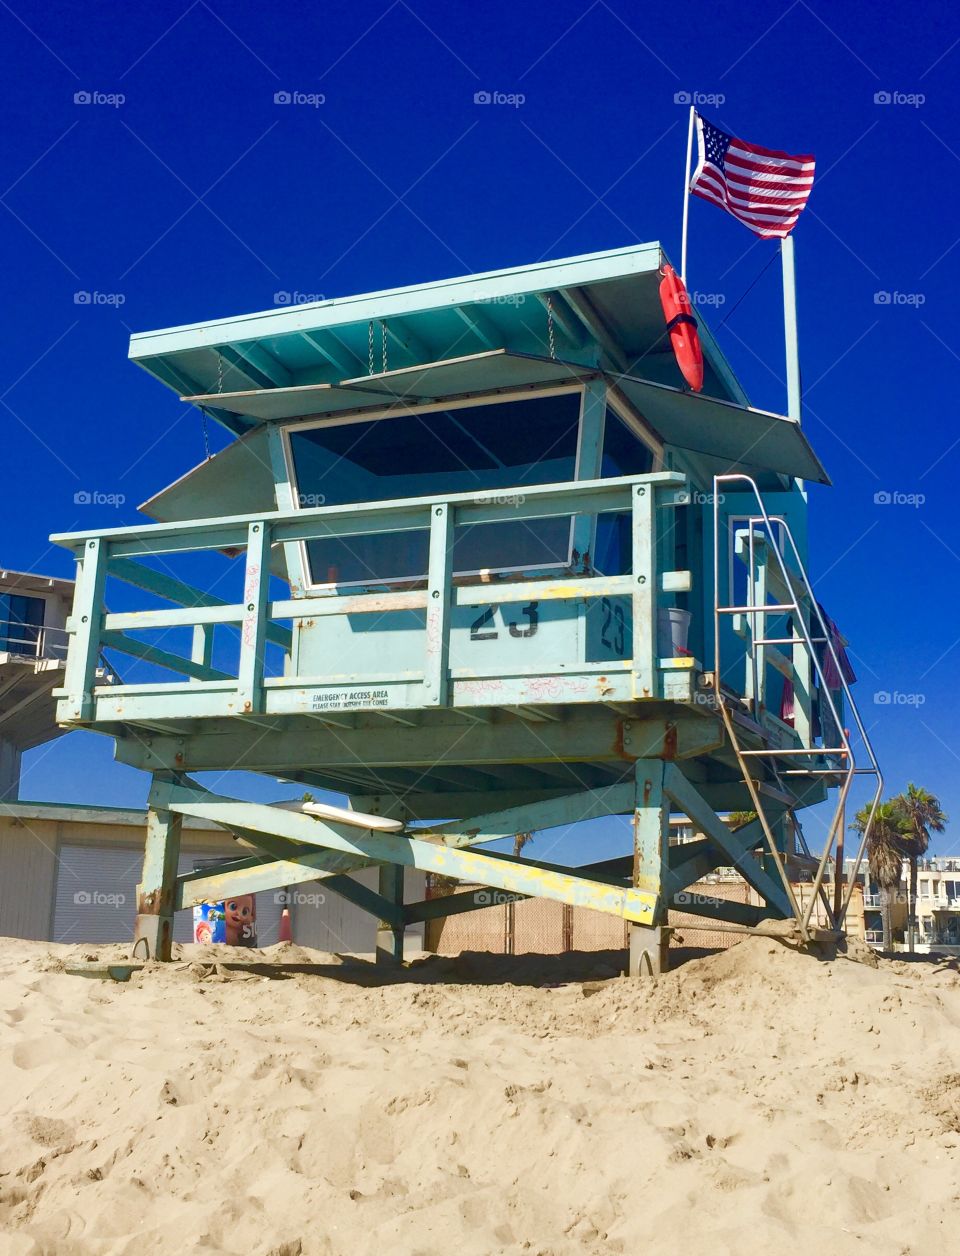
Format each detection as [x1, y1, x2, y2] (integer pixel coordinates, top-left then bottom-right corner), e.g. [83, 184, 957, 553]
[51, 243, 880, 973]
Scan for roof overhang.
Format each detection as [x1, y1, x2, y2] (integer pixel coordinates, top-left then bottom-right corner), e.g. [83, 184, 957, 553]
[0, 569, 74, 596]
[128, 243, 751, 435]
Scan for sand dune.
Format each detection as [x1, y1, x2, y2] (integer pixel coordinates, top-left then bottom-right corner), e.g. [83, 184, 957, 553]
[1, 936, 958, 1255]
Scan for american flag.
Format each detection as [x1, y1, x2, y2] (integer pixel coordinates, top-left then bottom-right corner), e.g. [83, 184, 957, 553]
[690, 114, 815, 239]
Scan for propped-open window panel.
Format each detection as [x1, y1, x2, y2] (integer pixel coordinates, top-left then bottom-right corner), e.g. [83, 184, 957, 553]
[181, 350, 600, 424]
[612, 375, 830, 486]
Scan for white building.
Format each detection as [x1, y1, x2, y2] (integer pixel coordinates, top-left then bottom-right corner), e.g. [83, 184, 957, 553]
[0, 568, 74, 799]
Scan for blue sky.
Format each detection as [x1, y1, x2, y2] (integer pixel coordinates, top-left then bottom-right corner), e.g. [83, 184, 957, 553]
[4, 0, 958, 856]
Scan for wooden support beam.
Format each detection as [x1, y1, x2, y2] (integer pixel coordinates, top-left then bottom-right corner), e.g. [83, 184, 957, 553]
[405, 885, 524, 924]
[661, 765, 794, 918]
[163, 785, 659, 925]
[299, 329, 365, 378]
[422, 780, 634, 846]
[175, 843, 373, 910]
[381, 316, 432, 366]
[99, 630, 234, 682]
[218, 342, 292, 390]
[318, 872, 404, 928]
[113, 713, 714, 777]
[107, 557, 291, 651]
[535, 291, 587, 350]
[132, 773, 183, 961]
[669, 892, 775, 927]
[454, 304, 502, 350]
[564, 287, 628, 372]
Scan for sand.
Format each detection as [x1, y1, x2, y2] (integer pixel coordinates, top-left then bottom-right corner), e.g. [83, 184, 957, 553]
[1, 937, 959, 1255]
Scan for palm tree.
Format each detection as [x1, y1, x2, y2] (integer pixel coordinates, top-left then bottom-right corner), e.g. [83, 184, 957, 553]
[728, 810, 757, 830]
[851, 802, 906, 950]
[894, 783, 947, 953]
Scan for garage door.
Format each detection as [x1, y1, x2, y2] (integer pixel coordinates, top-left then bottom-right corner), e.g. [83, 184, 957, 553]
[52, 846, 283, 946]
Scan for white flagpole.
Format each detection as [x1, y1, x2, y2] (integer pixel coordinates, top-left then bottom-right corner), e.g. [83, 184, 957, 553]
[780, 234, 801, 421]
[680, 106, 696, 284]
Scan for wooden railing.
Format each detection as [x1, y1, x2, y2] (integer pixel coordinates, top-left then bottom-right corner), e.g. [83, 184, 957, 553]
[51, 472, 694, 725]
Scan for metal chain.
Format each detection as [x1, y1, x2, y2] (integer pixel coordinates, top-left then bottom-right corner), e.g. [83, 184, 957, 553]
[546, 296, 556, 360]
[368, 320, 374, 375]
[381, 320, 387, 373]
[201, 350, 222, 462]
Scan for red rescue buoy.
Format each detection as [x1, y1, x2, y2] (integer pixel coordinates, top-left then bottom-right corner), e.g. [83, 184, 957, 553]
[658, 265, 704, 393]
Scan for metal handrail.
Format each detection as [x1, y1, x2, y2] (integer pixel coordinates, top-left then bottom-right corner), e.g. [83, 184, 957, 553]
[0, 622, 70, 662]
[711, 473, 883, 937]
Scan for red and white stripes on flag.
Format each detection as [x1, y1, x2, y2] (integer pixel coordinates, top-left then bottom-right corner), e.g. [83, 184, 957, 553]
[690, 114, 815, 239]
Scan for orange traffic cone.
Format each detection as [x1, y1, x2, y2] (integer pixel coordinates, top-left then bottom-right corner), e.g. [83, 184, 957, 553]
[278, 905, 293, 943]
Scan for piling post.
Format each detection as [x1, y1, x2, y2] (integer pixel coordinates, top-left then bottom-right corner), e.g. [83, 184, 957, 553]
[375, 863, 405, 965]
[629, 758, 671, 975]
[132, 772, 183, 961]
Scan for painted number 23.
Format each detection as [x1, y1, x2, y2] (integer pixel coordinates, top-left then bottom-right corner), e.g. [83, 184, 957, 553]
[470, 602, 539, 641]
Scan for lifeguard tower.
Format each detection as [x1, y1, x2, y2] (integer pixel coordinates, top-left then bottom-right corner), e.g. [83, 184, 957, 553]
[51, 243, 880, 973]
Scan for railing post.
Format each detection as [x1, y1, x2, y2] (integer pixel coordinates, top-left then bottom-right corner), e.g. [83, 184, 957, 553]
[792, 598, 813, 747]
[238, 521, 271, 714]
[631, 483, 656, 699]
[63, 537, 107, 721]
[747, 531, 769, 712]
[424, 503, 453, 706]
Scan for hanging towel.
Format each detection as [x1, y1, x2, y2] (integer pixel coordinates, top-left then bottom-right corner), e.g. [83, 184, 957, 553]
[780, 678, 795, 725]
[817, 604, 857, 689]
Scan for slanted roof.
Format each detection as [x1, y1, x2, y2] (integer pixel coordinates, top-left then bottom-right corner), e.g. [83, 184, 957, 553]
[129, 243, 750, 435]
[0, 568, 74, 597]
